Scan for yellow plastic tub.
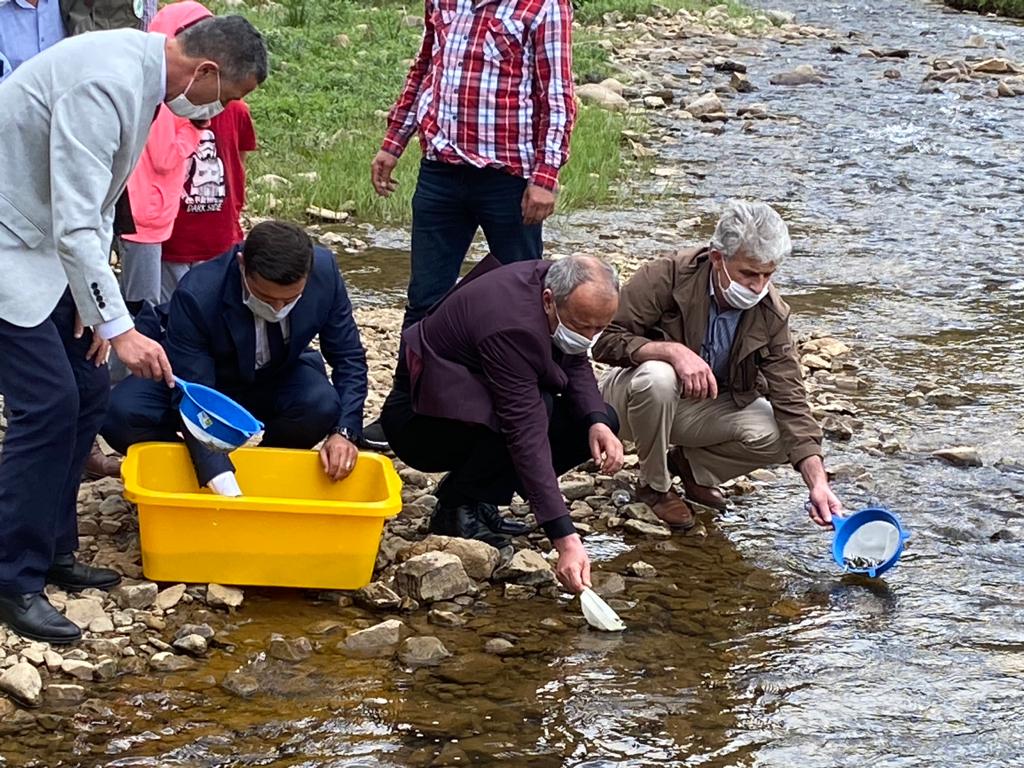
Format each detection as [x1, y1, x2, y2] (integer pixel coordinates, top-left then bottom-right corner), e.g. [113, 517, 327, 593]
[121, 443, 402, 590]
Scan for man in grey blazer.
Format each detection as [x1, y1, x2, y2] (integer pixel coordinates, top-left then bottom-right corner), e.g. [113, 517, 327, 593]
[0, 15, 267, 644]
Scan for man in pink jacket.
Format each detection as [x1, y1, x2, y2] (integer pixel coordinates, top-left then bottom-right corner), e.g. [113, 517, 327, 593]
[118, 1, 213, 313]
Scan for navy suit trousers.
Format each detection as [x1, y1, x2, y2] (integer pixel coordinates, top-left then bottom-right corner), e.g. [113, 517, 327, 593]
[0, 290, 110, 593]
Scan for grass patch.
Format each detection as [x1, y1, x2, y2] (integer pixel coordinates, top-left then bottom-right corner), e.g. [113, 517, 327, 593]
[943, 0, 1024, 17]
[212, 0, 633, 224]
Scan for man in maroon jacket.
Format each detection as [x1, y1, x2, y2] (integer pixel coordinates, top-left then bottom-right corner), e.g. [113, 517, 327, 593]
[381, 254, 623, 592]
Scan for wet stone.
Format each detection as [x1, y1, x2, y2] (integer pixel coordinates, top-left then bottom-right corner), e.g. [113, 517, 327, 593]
[621, 503, 661, 525]
[622, 519, 673, 539]
[93, 657, 118, 681]
[933, 446, 982, 468]
[46, 683, 86, 705]
[560, 478, 595, 501]
[627, 561, 658, 579]
[88, 615, 115, 634]
[267, 634, 313, 662]
[483, 638, 515, 656]
[398, 636, 450, 667]
[221, 669, 260, 698]
[503, 584, 536, 600]
[174, 623, 215, 642]
[428, 609, 466, 628]
[398, 536, 500, 581]
[592, 572, 627, 597]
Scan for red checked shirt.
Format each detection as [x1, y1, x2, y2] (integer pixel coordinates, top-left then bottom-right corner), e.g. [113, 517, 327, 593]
[382, 0, 576, 192]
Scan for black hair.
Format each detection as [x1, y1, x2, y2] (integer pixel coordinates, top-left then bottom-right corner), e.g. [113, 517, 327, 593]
[242, 220, 314, 285]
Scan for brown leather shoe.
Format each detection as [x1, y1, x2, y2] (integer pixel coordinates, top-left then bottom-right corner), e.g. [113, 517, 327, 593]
[635, 485, 695, 530]
[82, 442, 122, 481]
[666, 447, 728, 511]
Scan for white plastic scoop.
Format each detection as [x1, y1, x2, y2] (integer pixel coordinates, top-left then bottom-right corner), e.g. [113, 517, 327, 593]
[580, 587, 626, 632]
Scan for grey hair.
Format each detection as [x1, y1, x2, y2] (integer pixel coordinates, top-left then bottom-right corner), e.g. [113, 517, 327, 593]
[544, 255, 620, 305]
[179, 16, 269, 84]
[709, 200, 791, 265]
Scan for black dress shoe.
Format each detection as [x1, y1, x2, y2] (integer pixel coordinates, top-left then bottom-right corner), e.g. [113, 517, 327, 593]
[46, 554, 121, 592]
[359, 420, 391, 452]
[0, 592, 81, 645]
[475, 502, 532, 537]
[429, 502, 509, 548]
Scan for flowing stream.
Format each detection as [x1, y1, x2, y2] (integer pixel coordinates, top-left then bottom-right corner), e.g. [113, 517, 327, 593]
[3, 1, 1024, 766]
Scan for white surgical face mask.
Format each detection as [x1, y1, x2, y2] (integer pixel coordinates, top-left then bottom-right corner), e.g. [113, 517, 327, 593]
[166, 68, 224, 120]
[243, 275, 301, 323]
[719, 259, 770, 310]
[551, 306, 598, 356]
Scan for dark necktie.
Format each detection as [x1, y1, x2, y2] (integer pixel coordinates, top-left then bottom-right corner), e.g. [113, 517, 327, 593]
[267, 320, 286, 364]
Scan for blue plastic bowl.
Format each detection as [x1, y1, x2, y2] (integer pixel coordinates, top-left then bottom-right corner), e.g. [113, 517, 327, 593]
[175, 377, 263, 452]
[831, 507, 910, 578]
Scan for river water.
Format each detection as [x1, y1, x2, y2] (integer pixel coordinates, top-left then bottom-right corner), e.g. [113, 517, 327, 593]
[4, 2, 1024, 766]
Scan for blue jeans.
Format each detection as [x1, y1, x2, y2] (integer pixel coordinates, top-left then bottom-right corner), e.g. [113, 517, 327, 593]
[404, 159, 543, 329]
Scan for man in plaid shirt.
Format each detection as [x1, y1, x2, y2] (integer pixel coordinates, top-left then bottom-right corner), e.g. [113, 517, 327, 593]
[371, 0, 577, 330]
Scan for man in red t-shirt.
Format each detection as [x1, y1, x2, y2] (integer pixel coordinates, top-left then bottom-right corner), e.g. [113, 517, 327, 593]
[160, 99, 256, 302]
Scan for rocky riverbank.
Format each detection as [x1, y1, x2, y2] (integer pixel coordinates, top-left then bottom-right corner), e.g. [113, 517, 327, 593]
[2, 1, 1010, 728]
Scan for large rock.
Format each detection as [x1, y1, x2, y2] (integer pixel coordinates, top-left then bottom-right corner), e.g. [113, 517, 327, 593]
[0, 662, 42, 706]
[599, 77, 625, 96]
[770, 64, 825, 86]
[395, 552, 474, 602]
[932, 446, 982, 468]
[343, 619, 409, 655]
[576, 83, 629, 112]
[683, 92, 723, 118]
[495, 549, 555, 586]
[206, 584, 244, 609]
[398, 636, 450, 667]
[112, 581, 158, 610]
[63, 597, 107, 629]
[398, 535, 500, 580]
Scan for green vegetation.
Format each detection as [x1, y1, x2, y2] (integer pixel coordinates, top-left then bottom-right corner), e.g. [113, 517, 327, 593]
[214, 1, 748, 223]
[943, 0, 1024, 16]
[573, 0, 748, 24]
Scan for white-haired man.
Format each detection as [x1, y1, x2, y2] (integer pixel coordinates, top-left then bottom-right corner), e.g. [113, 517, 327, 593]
[593, 201, 842, 530]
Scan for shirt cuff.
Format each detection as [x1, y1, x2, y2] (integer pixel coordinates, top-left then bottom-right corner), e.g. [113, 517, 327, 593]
[542, 514, 577, 541]
[95, 314, 134, 340]
[585, 410, 615, 430]
[381, 135, 408, 158]
[529, 163, 561, 192]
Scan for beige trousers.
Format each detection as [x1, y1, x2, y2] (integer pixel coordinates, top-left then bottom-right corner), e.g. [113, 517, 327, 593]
[600, 361, 788, 492]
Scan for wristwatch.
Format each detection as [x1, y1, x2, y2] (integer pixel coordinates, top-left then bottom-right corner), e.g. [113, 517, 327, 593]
[330, 426, 355, 442]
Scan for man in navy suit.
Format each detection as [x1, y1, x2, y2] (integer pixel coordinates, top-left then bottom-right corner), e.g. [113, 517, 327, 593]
[103, 220, 368, 493]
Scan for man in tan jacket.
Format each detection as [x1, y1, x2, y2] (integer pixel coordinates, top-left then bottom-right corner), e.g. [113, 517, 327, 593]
[593, 201, 842, 530]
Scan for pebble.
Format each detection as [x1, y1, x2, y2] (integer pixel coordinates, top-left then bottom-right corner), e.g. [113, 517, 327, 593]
[112, 582, 158, 610]
[60, 660, 95, 681]
[46, 683, 86, 705]
[495, 550, 555, 586]
[483, 638, 515, 656]
[154, 584, 187, 611]
[627, 561, 658, 579]
[267, 634, 313, 662]
[64, 597, 107, 629]
[622, 519, 673, 539]
[149, 652, 194, 673]
[172, 634, 209, 657]
[933, 446, 982, 468]
[428, 609, 466, 628]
